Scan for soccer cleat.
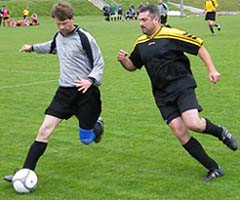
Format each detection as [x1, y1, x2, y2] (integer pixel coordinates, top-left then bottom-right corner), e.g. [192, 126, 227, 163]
[220, 126, 238, 151]
[4, 168, 19, 183]
[201, 167, 224, 182]
[94, 117, 104, 143]
[4, 175, 13, 182]
[217, 24, 221, 31]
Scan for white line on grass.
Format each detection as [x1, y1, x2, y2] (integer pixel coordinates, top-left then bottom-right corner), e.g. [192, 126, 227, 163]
[0, 79, 58, 90]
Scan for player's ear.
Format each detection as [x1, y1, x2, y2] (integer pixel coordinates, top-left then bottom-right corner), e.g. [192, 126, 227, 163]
[153, 16, 159, 24]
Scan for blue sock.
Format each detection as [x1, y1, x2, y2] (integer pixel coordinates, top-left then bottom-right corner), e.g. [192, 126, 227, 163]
[79, 128, 96, 145]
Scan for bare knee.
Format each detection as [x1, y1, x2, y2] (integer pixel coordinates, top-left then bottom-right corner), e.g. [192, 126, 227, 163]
[169, 118, 190, 144]
[184, 118, 206, 132]
[36, 124, 53, 142]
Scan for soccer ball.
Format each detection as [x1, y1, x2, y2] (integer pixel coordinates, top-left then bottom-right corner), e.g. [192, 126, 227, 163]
[12, 168, 38, 194]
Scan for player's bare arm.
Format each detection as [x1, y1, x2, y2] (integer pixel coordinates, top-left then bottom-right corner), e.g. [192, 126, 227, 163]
[117, 49, 137, 71]
[198, 46, 221, 83]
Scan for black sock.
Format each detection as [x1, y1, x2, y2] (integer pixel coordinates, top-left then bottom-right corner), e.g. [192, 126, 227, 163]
[183, 137, 218, 170]
[209, 26, 214, 34]
[23, 140, 48, 170]
[202, 118, 222, 140]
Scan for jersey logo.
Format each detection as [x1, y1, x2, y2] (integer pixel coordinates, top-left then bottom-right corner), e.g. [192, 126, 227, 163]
[148, 41, 156, 46]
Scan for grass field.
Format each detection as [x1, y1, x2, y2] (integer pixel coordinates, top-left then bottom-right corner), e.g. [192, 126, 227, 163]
[0, 13, 240, 200]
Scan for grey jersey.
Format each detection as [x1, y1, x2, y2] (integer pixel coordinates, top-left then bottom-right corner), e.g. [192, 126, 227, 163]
[32, 27, 104, 87]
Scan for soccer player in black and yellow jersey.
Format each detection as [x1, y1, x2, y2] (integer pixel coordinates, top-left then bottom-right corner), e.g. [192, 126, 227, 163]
[117, 4, 237, 182]
[204, 0, 221, 35]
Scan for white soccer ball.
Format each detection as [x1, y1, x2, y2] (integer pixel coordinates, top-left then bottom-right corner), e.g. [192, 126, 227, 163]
[12, 168, 38, 194]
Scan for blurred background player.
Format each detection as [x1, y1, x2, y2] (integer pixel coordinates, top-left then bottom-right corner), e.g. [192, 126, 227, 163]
[23, 6, 29, 19]
[204, 0, 221, 36]
[157, 0, 169, 26]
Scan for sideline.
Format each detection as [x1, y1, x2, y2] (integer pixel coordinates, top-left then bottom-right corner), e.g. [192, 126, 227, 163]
[0, 79, 57, 90]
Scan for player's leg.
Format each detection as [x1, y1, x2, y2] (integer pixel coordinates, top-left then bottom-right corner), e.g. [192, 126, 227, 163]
[4, 87, 70, 182]
[22, 115, 62, 170]
[177, 89, 237, 181]
[169, 117, 219, 165]
[169, 116, 223, 182]
[159, 88, 226, 181]
[208, 19, 215, 35]
[179, 88, 238, 151]
[76, 86, 103, 145]
[4, 115, 62, 182]
[213, 22, 221, 31]
[205, 12, 216, 35]
[158, 99, 220, 177]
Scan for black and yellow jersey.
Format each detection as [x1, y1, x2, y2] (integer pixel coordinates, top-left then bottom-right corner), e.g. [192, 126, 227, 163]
[204, 0, 219, 12]
[129, 26, 203, 95]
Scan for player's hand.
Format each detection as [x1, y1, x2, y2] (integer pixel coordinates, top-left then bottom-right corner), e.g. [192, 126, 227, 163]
[19, 44, 32, 52]
[209, 71, 221, 83]
[75, 76, 92, 93]
[117, 49, 128, 62]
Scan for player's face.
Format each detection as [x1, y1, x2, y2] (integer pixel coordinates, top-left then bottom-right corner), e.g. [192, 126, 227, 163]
[138, 11, 159, 36]
[55, 17, 75, 36]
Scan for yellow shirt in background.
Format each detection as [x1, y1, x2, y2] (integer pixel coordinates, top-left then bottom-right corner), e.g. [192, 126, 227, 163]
[23, 9, 29, 16]
[204, 0, 219, 12]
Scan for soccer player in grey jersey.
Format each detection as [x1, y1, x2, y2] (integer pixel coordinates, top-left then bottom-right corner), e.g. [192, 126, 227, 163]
[4, 2, 104, 182]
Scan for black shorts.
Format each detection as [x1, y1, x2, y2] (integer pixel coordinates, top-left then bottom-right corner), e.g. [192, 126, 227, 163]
[205, 12, 216, 21]
[156, 88, 202, 124]
[45, 86, 101, 129]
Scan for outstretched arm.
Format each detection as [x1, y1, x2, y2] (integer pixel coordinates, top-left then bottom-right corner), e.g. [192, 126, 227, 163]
[198, 46, 221, 83]
[117, 49, 137, 71]
[19, 44, 33, 53]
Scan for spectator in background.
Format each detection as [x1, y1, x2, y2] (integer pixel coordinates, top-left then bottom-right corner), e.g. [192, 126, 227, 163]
[31, 12, 39, 25]
[102, 5, 110, 21]
[23, 17, 30, 26]
[204, 0, 221, 36]
[2, 5, 10, 27]
[129, 3, 137, 19]
[23, 6, 30, 19]
[0, 6, 4, 27]
[157, 0, 169, 26]
[117, 4, 123, 21]
[125, 10, 132, 20]
[109, 3, 116, 21]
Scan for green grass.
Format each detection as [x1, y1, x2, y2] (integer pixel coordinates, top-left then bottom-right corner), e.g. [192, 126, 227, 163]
[0, 13, 240, 200]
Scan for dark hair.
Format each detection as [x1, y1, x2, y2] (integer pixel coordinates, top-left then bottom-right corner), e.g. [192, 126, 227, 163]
[138, 4, 160, 19]
[51, 2, 74, 20]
